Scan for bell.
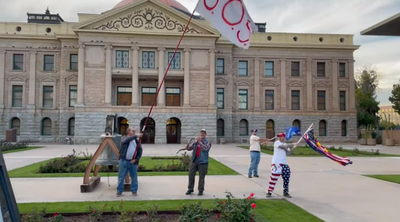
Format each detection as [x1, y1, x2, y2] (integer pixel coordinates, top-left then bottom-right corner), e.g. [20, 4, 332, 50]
[95, 143, 119, 166]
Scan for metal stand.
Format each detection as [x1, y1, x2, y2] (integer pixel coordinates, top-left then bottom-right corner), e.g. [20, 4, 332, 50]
[80, 134, 130, 193]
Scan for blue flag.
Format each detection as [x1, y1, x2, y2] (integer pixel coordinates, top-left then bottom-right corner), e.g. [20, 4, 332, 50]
[285, 127, 302, 140]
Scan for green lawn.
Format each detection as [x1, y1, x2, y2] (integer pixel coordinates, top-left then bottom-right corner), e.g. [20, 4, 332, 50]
[365, 175, 400, 184]
[2, 146, 43, 154]
[18, 199, 323, 222]
[238, 145, 399, 157]
[8, 156, 238, 178]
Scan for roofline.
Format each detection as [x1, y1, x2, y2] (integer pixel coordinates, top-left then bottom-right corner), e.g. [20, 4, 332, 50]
[360, 11, 400, 35]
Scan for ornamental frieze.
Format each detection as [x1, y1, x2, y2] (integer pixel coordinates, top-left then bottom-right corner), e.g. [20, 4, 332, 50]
[93, 8, 201, 34]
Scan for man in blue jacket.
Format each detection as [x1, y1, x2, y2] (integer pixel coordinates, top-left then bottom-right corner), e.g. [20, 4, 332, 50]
[185, 129, 212, 196]
[116, 127, 143, 197]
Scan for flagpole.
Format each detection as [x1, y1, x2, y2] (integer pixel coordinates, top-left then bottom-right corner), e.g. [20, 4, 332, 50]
[131, 9, 197, 160]
[293, 123, 313, 148]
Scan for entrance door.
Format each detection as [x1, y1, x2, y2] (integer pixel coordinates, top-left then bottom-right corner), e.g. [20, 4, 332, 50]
[118, 117, 129, 136]
[117, 87, 132, 106]
[140, 118, 155, 144]
[166, 118, 181, 144]
[266, 119, 275, 139]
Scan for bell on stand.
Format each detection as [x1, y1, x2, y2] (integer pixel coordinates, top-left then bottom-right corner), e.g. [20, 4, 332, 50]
[94, 143, 119, 186]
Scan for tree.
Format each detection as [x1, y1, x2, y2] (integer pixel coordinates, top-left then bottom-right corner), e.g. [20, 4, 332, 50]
[389, 81, 400, 115]
[355, 66, 381, 128]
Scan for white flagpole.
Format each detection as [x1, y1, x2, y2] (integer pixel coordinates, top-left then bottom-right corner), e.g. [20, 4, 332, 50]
[293, 123, 313, 148]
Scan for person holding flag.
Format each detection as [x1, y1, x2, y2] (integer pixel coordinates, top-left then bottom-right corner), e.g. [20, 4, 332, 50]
[248, 129, 272, 178]
[266, 132, 296, 198]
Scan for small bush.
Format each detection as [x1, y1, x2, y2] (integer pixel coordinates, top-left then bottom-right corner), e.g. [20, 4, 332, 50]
[214, 191, 257, 222]
[22, 207, 46, 222]
[0, 140, 29, 152]
[179, 202, 211, 222]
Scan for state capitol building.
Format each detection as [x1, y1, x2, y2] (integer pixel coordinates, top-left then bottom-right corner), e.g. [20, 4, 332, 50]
[0, 0, 359, 144]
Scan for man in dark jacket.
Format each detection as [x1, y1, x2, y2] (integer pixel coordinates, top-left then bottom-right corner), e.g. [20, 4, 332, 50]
[116, 127, 143, 197]
[185, 129, 212, 196]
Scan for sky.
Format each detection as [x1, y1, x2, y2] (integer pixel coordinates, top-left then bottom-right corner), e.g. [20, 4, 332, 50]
[0, 0, 399, 106]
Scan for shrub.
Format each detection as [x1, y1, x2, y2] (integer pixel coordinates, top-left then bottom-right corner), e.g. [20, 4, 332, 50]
[38, 150, 81, 173]
[22, 207, 46, 222]
[179, 202, 211, 222]
[88, 204, 106, 222]
[214, 191, 257, 222]
[49, 213, 64, 222]
[146, 205, 160, 222]
[0, 140, 29, 152]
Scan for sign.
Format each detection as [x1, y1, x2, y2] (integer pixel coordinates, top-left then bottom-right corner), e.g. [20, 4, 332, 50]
[0, 150, 20, 222]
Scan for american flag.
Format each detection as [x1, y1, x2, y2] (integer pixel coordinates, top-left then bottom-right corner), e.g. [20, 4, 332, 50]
[303, 128, 353, 166]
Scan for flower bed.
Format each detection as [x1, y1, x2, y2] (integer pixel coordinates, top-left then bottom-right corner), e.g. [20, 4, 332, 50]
[37, 150, 192, 174]
[21, 192, 257, 222]
[0, 140, 30, 152]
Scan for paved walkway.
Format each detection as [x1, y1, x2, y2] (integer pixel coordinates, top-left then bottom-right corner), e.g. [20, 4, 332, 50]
[4, 143, 400, 222]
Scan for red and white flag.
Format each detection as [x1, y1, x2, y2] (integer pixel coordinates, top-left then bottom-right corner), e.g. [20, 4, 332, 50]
[195, 0, 258, 49]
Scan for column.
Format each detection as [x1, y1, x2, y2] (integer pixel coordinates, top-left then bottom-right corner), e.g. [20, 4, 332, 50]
[306, 58, 313, 110]
[0, 50, 5, 108]
[254, 58, 260, 110]
[349, 59, 356, 111]
[157, 47, 165, 106]
[104, 45, 112, 105]
[184, 48, 191, 107]
[0, 50, 6, 108]
[280, 58, 286, 109]
[208, 49, 216, 108]
[27, 51, 37, 107]
[131, 46, 139, 106]
[331, 59, 339, 110]
[77, 44, 85, 106]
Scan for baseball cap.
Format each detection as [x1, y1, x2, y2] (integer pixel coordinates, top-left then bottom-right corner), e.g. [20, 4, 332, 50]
[251, 129, 258, 133]
[277, 132, 286, 137]
[200, 129, 207, 133]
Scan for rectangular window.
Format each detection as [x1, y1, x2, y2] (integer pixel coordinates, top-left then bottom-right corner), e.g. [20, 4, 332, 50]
[13, 54, 24, 71]
[142, 51, 156, 69]
[217, 58, 225, 74]
[117, 87, 132, 106]
[168, 52, 181, 69]
[265, 61, 274, 77]
[238, 89, 248, 110]
[317, 62, 326, 77]
[265, 90, 274, 110]
[69, 85, 77, 107]
[12, 85, 23, 107]
[238, 61, 248, 76]
[141, 87, 157, 106]
[166, 88, 181, 106]
[291, 62, 300, 77]
[115, 50, 130, 68]
[217, 88, 224, 109]
[43, 55, 54, 71]
[43, 86, 54, 108]
[339, 63, 346, 77]
[291, 90, 300, 110]
[70, 54, 78, 71]
[340, 91, 346, 111]
[317, 91, 326, 110]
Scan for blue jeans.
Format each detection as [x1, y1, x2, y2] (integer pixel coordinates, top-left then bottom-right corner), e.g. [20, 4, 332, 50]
[117, 159, 138, 193]
[248, 151, 261, 176]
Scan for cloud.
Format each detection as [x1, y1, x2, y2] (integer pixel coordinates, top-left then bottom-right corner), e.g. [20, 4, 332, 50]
[0, 0, 399, 105]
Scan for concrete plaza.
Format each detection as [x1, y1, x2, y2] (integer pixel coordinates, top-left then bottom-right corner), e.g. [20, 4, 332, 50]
[4, 142, 400, 222]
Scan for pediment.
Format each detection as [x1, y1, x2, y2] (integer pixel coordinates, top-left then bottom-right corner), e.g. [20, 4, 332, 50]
[8, 75, 27, 82]
[338, 82, 349, 88]
[216, 78, 228, 85]
[261, 81, 279, 87]
[65, 74, 78, 82]
[235, 81, 252, 87]
[39, 76, 57, 82]
[315, 81, 329, 88]
[289, 81, 303, 87]
[73, 0, 218, 35]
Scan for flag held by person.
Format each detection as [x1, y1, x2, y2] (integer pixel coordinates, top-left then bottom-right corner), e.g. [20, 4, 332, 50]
[302, 128, 353, 166]
[195, 0, 258, 49]
[285, 126, 302, 141]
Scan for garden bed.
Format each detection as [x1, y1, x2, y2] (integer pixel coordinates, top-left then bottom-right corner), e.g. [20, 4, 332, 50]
[0, 140, 42, 154]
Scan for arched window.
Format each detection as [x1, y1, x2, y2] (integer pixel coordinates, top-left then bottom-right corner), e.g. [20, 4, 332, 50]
[319, 120, 327, 136]
[266, 119, 275, 138]
[68, 117, 75, 136]
[239, 119, 248, 136]
[10, 117, 21, 135]
[41, 118, 52, 136]
[217, 119, 225, 136]
[341, 120, 347, 137]
[292, 119, 301, 130]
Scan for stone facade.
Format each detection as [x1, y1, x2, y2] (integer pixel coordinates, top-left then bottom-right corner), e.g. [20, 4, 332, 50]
[0, 0, 359, 144]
